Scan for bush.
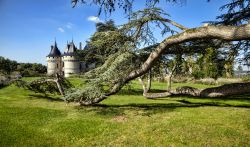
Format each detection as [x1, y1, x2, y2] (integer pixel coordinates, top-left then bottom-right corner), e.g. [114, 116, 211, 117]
[0, 75, 11, 88]
[192, 71, 205, 79]
[20, 69, 46, 77]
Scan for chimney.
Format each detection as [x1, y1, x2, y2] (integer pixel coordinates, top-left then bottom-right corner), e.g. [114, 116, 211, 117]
[79, 42, 82, 50]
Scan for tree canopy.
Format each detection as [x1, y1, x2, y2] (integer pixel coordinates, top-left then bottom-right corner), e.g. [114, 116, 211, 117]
[0, 56, 46, 77]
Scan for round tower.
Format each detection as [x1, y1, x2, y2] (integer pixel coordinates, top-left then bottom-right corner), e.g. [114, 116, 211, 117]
[62, 41, 80, 77]
[46, 41, 62, 76]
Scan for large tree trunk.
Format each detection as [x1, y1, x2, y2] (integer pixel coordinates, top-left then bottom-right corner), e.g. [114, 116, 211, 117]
[55, 74, 65, 96]
[147, 70, 152, 92]
[126, 24, 250, 82]
[143, 82, 250, 99]
[80, 23, 250, 105]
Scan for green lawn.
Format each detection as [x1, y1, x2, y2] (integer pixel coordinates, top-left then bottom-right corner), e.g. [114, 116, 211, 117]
[0, 78, 249, 146]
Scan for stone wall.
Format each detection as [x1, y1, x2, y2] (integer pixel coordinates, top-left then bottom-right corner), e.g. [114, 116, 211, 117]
[47, 57, 62, 76]
[62, 56, 80, 77]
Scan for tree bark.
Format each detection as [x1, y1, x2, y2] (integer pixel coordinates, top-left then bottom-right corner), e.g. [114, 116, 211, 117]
[55, 74, 65, 96]
[138, 70, 152, 93]
[126, 24, 250, 82]
[138, 77, 147, 93]
[167, 63, 177, 90]
[146, 69, 152, 92]
[143, 82, 250, 99]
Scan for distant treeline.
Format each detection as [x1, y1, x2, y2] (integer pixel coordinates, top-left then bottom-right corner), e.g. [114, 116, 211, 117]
[0, 56, 46, 77]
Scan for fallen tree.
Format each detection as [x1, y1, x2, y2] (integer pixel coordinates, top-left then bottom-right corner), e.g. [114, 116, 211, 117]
[76, 23, 250, 105]
[144, 82, 250, 98]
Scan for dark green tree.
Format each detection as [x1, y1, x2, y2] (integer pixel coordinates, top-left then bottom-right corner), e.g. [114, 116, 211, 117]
[203, 48, 219, 79]
[78, 20, 131, 67]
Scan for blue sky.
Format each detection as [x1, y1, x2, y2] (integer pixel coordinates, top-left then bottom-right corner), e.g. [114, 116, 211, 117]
[0, 0, 229, 65]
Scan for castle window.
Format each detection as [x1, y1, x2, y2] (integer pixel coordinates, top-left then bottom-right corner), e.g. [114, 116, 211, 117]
[57, 64, 58, 68]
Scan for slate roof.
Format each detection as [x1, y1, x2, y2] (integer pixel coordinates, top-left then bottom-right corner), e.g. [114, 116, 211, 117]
[47, 41, 61, 57]
[63, 41, 78, 56]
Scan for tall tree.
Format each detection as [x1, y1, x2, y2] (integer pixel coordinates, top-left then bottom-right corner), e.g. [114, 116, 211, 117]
[78, 20, 130, 67]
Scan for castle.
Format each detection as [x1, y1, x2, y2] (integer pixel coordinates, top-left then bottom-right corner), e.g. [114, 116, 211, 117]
[46, 40, 87, 77]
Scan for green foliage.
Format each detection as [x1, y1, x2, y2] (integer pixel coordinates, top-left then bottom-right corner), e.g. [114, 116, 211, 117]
[0, 75, 11, 89]
[15, 76, 73, 96]
[202, 48, 218, 79]
[96, 20, 117, 32]
[0, 56, 18, 74]
[192, 70, 205, 79]
[78, 20, 131, 66]
[72, 0, 182, 15]
[241, 74, 250, 82]
[64, 51, 139, 103]
[0, 56, 46, 77]
[19, 63, 47, 77]
[121, 7, 176, 46]
[215, 0, 250, 25]
[186, 48, 226, 79]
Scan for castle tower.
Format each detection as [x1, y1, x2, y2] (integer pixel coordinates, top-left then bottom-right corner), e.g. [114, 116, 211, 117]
[46, 41, 62, 76]
[62, 40, 80, 77]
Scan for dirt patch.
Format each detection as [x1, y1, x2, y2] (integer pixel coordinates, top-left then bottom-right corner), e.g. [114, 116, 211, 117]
[111, 116, 127, 122]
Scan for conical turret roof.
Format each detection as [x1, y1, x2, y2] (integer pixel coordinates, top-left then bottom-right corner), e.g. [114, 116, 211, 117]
[47, 41, 61, 57]
[63, 40, 78, 56]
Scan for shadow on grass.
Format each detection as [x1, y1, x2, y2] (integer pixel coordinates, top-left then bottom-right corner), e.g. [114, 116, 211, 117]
[80, 103, 182, 117]
[27, 90, 249, 117]
[79, 99, 250, 117]
[28, 94, 64, 102]
[97, 100, 250, 109]
[176, 99, 250, 108]
[116, 89, 169, 96]
[116, 89, 143, 96]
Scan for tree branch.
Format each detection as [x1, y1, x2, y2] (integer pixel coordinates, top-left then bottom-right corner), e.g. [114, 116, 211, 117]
[143, 82, 250, 99]
[157, 17, 188, 31]
[126, 23, 250, 81]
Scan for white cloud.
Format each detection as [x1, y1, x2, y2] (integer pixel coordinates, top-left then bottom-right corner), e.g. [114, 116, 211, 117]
[87, 16, 102, 23]
[58, 27, 65, 33]
[66, 22, 73, 29]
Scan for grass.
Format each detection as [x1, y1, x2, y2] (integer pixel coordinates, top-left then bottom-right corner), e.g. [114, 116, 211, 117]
[0, 78, 249, 146]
